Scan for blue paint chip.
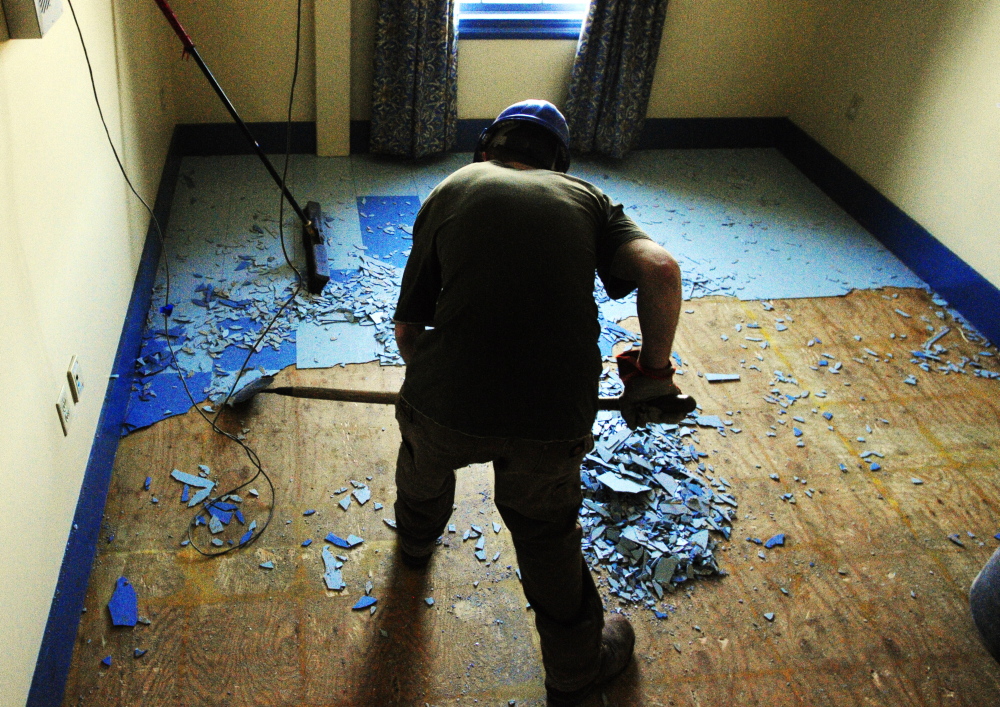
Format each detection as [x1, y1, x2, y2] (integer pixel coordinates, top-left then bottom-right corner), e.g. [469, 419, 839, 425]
[260, 561, 274, 569]
[239, 530, 253, 545]
[108, 576, 138, 627]
[870, 462, 882, 471]
[181, 484, 189, 503]
[101, 655, 112, 667]
[822, 412, 833, 421]
[793, 427, 803, 437]
[325, 532, 351, 548]
[352, 595, 378, 610]
[134, 649, 147, 658]
[654, 610, 668, 620]
[143, 477, 152, 491]
[303, 509, 317, 516]
[764, 534, 785, 549]
[302, 538, 313, 547]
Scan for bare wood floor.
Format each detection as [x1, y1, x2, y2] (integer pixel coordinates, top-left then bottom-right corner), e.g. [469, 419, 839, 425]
[64, 287, 1000, 706]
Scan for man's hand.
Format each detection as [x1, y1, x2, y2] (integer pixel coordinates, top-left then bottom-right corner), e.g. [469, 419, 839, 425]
[616, 348, 692, 428]
[394, 322, 426, 364]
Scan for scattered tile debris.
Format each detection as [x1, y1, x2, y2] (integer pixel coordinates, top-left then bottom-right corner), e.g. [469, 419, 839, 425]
[260, 561, 274, 569]
[352, 595, 377, 610]
[579, 406, 735, 606]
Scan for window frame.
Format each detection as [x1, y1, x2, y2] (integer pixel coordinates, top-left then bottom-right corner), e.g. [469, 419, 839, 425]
[456, 2, 588, 41]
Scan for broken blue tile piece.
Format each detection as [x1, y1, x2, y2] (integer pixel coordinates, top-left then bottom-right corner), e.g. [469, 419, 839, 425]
[793, 427, 803, 437]
[948, 534, 965, 547]
[425, 597, 435, 606]
[325, 532, 351, 548]
[352, 595, 378, 610]
[181, 484, 189, 503]
[764, 612, 775, 622]
[746, 537, 762, 545]
[239, 530, 253, 545]
[207, 506, 233, 525]
[143, 477, 152, 491]
[101, 655, 112, 667]
[822, 412, 833, 421]
[211, 538, 224, 547]
[705, 373, 740, 383]
[108, 577, 138, 627]
[346, 534, 364, 547]
[303, 509, 317, 516]
[764, 534, 785, 549]
[302, 538, 313, 547]
[870, 462, 882, 471]
[654, 610, 668, 619]
[133, 648, 147, 659]
[259, 561, 274, 569]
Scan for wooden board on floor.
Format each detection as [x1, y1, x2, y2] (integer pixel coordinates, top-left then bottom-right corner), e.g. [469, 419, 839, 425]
[63, 288, 1000, 706]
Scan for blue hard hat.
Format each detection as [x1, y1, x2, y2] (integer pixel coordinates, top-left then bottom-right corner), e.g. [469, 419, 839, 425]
[473, 99, 571, 172]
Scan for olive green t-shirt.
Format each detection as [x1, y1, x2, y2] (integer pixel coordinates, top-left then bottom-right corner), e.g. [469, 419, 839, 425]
[394, 160, 649, 440]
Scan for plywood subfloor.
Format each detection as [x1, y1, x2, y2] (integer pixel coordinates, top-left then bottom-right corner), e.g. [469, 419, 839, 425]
[63, 287, 1000, 706]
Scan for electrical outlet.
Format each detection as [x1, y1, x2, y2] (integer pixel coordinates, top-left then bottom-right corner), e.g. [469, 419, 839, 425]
[67, 355, 84, 403]
[56, 384, 73, 435]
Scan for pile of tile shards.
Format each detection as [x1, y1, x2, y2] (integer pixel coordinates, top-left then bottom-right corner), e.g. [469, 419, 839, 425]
[580, 372, 735, 606]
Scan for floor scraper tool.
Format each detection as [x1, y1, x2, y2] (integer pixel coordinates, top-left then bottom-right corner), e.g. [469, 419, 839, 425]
[228, 375, 699, 419]
[152, 0, 330, 294]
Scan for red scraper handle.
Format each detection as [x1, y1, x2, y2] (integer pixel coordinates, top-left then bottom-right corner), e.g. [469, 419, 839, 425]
[152, 0, 195, 53]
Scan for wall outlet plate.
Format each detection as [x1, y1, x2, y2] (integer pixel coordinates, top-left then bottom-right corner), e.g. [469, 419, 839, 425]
[1, 0, 63, 39]
[56, 384, 73, 436]
[67, 355, 84, 403]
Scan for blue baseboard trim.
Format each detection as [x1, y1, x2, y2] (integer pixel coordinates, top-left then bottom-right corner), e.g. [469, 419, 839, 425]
[347, 117, 785, 155]
[775, 120, 1000, 346]
[349, 119, 492, 155]
[637, 117, 787, 150]
[26, 146, 181, 707]
[172, 121, 317, 156]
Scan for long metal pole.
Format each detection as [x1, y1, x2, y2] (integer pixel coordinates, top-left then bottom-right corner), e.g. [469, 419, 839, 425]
[151, 0, 311, 227]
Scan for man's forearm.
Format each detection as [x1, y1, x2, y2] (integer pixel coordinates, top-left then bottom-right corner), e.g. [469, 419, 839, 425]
[634, 257, 681, 370]
[611, 239, 682, 371]
[394, 322, 427, 364]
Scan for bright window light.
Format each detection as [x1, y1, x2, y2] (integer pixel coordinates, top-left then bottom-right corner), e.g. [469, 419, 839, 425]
[456, 2, 589, 40]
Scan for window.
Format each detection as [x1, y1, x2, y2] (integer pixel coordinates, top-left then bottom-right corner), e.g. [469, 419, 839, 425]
[457, 2, 589, 40]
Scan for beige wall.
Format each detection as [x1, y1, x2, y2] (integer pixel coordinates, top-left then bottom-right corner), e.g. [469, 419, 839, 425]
[0, 0, 174, 703]
[792, 0, 1000, 289]
[169, 0, 317, 123]
[648, 0, 818, 118]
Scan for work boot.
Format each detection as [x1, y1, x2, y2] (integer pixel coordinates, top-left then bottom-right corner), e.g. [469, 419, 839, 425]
[545, 614, 636, 706]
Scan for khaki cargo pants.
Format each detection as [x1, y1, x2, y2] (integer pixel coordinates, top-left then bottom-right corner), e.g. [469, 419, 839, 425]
[394, 397, 605, 692]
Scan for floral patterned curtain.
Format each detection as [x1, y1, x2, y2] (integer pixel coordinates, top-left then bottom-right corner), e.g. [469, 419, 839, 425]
[370, 0, 458, 159]
[564, 0, 669, 159]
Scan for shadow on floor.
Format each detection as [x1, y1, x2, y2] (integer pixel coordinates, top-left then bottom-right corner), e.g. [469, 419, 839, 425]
[339, 551, 432, 705]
